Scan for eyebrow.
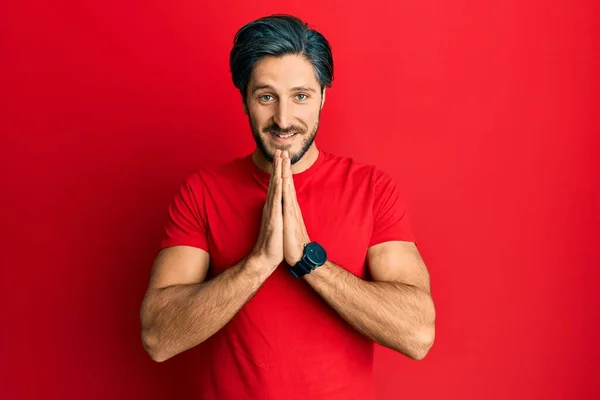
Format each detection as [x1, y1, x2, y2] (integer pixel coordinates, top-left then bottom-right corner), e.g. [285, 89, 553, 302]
[251, 84, 317, 94]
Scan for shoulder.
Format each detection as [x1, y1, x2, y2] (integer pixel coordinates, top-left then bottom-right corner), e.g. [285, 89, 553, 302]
[179, 154, 249, 189]
[320, 150, 394, 185]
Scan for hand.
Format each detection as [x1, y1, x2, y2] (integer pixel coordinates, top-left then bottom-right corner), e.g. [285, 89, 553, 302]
[282, 151, 311, 266]
[250, 150, 284, 270]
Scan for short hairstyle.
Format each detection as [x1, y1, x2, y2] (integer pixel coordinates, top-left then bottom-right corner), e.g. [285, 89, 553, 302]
[229, 14, 334, 98]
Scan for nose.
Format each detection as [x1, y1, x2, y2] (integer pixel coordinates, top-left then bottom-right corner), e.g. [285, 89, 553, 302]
[273, 100, 293, 130]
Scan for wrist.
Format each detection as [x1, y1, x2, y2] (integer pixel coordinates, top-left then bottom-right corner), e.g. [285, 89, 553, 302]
[242, 254, 275, 280]
[288, 242, 328, 279]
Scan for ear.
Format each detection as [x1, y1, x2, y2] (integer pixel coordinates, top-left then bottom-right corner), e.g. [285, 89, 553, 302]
[320, 88, 326, 110]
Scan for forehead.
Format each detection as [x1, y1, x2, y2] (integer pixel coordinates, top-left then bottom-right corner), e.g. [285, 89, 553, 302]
[249, 54, 320, 91]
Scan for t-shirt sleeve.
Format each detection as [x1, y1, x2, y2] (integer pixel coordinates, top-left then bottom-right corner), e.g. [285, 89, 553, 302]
[158, 172, 210, 252]
[369, 169, 418, 247]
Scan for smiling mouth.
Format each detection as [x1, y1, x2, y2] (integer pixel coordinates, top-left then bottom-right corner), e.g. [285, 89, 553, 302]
[271, 131, 297, 139]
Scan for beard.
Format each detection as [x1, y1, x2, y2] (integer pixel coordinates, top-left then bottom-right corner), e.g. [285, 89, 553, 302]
[249, 112, 320, 165]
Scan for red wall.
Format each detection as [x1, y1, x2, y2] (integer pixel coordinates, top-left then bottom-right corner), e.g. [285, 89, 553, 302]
[2, 1, 598, 399]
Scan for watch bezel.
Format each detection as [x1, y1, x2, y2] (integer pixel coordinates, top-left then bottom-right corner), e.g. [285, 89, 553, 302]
[304, 242, 327, 266]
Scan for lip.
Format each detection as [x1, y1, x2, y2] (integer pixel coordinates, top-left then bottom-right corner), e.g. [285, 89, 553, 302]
[270, 132, 298, 142]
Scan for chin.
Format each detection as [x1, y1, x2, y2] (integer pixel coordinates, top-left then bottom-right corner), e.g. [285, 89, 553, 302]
[266, 147, 302, 165]
[253, 128, 316, 165]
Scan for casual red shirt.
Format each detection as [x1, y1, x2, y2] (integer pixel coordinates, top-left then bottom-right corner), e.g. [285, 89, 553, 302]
[158, 149, 417, 400]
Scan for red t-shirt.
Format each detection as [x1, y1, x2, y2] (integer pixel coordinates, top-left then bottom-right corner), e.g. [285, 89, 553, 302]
[158, 149, 416, 400]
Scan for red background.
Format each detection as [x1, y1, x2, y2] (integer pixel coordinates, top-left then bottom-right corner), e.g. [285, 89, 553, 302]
[2, 1, 599, 399]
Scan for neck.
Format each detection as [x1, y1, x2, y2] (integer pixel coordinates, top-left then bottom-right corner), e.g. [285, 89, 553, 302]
[252, 143, 319, 175]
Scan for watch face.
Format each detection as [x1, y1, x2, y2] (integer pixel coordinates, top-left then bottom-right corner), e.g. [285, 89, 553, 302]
[305, 242, 327, 265]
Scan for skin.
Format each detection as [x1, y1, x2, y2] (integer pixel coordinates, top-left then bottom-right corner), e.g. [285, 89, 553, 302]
[245, 54, 324, 172]
[140, 54, 436, 363]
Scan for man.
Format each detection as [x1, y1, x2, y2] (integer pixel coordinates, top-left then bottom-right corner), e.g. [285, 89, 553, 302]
[140, 14, 435, 400]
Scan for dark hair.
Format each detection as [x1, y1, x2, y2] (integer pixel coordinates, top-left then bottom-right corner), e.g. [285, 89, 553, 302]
[229, 14, 334, 98]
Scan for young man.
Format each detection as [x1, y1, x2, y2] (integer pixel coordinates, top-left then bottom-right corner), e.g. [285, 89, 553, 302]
[140, 14, 436, 400]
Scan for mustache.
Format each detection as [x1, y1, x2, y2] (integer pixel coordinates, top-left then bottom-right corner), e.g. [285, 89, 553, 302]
[264, 124, 305, 135]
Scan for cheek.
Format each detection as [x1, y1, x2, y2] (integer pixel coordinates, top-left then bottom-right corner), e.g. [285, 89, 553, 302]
[249, 109, 270, 129]
[297, 106, 320, 125]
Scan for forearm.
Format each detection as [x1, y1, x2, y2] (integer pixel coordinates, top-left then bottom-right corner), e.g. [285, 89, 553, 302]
[141, 256, 270, 362]
[304, 261, 436, 360]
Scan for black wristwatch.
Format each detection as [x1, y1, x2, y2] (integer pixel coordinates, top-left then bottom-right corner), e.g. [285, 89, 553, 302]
[289, 242, 327, 278]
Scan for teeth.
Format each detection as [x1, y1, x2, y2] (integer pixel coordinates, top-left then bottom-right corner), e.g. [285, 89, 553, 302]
[275, 133, 295, 139]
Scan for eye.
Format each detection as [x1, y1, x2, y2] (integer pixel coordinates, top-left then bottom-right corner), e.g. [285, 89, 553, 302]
[259, 94, 274, 102]
[296, 93, 308, 101]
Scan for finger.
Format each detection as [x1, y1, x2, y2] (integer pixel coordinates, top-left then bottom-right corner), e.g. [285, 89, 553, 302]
[282, 151, 291, 179]
[284, 157, 298, 209]
[290, 177, 304, 223]
[288, 166, 297, 198]
[282, 177, 290, 217]
[267, 150, 281, 203]
[272, 150, 283, 212]
[274, 150, 281, 165]
[282, 152, 293, 214]
[281, 151, 294, 191]
[271, 150, 281, 179]
[282, 151, 292, 193]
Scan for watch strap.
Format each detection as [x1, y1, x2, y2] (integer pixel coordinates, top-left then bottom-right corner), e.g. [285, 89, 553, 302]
[289, 257, 313, 278]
